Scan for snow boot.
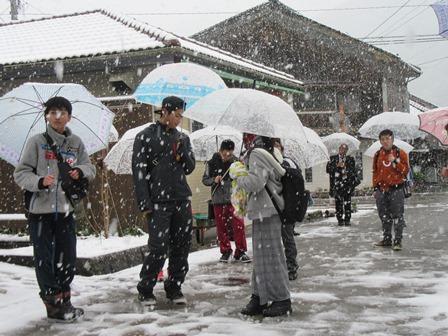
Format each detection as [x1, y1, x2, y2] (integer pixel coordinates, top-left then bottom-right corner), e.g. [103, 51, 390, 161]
[262, 298, 292, 317]
[240, 295, 267, 316]
[42, 293, 82, 323]
[62, 291, 84, 317]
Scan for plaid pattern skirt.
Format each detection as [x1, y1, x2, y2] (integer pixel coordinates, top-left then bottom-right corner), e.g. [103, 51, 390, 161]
[251, 214, 290, 305]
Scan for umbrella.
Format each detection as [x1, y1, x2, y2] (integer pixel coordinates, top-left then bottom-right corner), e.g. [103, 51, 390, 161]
[183, 88, 307, 141]
[417, 106, 448, 146]
[0, 82, 115, 167]
[109, 125, 119, 143]
[358, 111, 425, 140]
[321, 132, 361, 156]
[364, 139, 414, 157]
[431, 0, 448, 39]
[282, 127, 330, 168]
[103, 123, 189, 174]
[189, 125, 242, 161]
[133, 63, 227, 108]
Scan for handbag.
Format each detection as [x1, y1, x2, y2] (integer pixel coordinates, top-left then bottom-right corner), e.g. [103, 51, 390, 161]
[44, 133, 89, 202]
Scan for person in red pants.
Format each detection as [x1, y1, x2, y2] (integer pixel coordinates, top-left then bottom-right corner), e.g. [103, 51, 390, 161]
[202, 140, 251, 263]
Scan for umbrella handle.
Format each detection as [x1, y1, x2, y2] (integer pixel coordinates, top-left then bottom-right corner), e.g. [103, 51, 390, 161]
[211, 166, 231, 197]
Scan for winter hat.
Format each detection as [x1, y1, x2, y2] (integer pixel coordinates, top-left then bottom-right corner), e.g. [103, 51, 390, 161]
[154, 96, 186, 114]
[44, 96, 72, 115]
[220, 139, 235, 151]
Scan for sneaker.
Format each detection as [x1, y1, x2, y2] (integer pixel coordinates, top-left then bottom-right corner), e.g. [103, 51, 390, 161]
[241, 295, 267, 316]
[219, 250, 232, 263]
[373, 239, 392, 247]
[157, 270, 164, 282]
[393, 240, 402, 251]
[234, 252, 251, 263]
[138, 293, 156, 306]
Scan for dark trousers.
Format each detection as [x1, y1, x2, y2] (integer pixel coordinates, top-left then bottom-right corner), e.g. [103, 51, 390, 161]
[138, 201, 192, 295]
[335, 193, 352, 223]
[281, 222, 298, 274]
[213, 204, 247, 256]
[375, 189, 406, 240]
[28, 213, 77, 297]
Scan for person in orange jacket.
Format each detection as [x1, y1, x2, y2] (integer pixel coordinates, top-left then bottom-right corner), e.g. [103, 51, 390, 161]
[372, 129, 410, 250]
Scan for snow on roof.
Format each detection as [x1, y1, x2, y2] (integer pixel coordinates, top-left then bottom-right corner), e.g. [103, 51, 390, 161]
[0, 9, 302, 86]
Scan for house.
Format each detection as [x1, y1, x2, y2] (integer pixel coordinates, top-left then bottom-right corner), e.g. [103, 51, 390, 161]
[192, 0, 423, 191]
[0, 9, 307, 231]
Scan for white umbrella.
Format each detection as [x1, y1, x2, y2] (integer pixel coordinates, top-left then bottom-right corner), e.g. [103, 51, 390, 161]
[133, 63, 227, 108]
[321, 132, 361, 156]
[109, 125, 119, 143]
[183, 88, 307, 141]
[364, 139, 414, 157]
[0, 82, 115, 166]
[103, 123, 189, 175]
[189, 125, 242, 161]
[358, 111, 425, 140]
[283, 127, 329, 168]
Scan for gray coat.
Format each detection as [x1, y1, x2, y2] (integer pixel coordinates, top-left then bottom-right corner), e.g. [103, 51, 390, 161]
[236, 148, 285, 220]
[14, 125, 96, 215]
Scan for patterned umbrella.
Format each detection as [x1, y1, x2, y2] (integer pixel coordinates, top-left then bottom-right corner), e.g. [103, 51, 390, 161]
[133, 63, 227, 108]
[418, 106, 448, 146]
[0, 82, 115, 166]
[431, 0, 448, 39]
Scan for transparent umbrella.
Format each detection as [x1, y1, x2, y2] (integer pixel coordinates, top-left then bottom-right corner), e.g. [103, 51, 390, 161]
[189, 125, 242, 161]
[104, 123, 189, 174]
[358, 111, 425, 140]
[0, 82, 115, 166]
[133, 62, 227, 108]
[364, 139, 414, 157]
[183, 88, 307, 141]
[321, 132, 361, 156]
[283, 127, 329, 168]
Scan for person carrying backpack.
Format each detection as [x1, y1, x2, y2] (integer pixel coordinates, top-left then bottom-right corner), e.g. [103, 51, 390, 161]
[232, 136, 292, 317]
[274, 139, 300, 281]
[372, 129, 410, 251]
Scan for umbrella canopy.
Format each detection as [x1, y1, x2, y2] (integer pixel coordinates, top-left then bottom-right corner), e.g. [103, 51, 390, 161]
[104, 123, 189, 174]
[189, 125, 242, 161]
[133, 63, 227, 108]
[321, 132, 361, 156]
[0, 82, 115, 167]
[418, 106, 448, 146]
[431, 0, 448, 39]
[183, 88, 307, 141]
[283, 127, 329, 168]
[364, 139, 414, 157]
[358, 111, 425, 140]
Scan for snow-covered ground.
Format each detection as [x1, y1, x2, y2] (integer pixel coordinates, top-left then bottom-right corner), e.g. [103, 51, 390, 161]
[1, 199, 448, 336]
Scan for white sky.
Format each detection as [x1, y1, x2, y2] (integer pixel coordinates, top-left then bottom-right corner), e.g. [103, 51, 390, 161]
[0, 0, 447, 107]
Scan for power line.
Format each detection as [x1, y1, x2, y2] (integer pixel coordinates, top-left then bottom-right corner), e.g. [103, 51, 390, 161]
[417, 56, 448, 66]
[363, 0, 412, 39]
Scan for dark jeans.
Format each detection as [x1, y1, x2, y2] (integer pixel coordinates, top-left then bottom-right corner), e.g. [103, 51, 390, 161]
[375, 189, 406, 240]
[281, 222, 298, 274]
[138, 201, 192, 295]
[335, 193, 352, 223]
[28, 213, 77, 297]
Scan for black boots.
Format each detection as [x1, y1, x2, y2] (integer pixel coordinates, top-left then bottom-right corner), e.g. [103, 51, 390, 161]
[263, 299, 292, 317]
[241, 295, 292, 317]
[42, 292, 84, 323]
[241, 295, 267, 316]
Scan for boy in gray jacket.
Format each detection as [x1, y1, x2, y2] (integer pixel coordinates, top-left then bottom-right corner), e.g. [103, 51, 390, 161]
[14, 96, 96, 322]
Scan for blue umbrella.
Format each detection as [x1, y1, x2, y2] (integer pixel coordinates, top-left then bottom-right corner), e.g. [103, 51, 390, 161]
[133, 63, 227, 108]
[431, 0, 448, 39]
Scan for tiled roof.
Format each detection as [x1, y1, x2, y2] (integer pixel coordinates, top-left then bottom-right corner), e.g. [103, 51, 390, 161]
[0, 10, 302, 86]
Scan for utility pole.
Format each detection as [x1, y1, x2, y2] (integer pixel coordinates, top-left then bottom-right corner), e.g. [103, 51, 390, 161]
[10, 0, 20, 20]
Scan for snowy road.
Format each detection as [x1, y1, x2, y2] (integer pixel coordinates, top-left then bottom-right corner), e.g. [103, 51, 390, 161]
[1, 194, 448, 336]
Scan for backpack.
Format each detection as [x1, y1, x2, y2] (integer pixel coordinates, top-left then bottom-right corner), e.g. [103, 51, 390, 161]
[277, 166, 309, 223]
[374, 145, 412, 198]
